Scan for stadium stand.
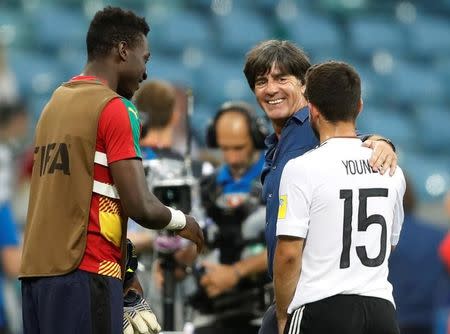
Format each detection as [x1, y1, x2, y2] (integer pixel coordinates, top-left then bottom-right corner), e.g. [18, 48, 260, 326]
[0, 0, 448, 206]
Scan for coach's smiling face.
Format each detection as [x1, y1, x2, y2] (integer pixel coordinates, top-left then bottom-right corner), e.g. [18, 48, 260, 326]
[254, 63, 306, 134]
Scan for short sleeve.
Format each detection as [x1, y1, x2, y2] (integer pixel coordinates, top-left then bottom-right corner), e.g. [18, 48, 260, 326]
[391, 169, 406, 246]
[277, 159, 311, 238]
[98, 97, 142, 164]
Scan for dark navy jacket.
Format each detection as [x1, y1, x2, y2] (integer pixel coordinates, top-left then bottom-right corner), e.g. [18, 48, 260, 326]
[261, 107, 318, 278]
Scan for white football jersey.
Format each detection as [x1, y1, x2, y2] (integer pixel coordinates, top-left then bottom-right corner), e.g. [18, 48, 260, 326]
[277, 138, 405, 313]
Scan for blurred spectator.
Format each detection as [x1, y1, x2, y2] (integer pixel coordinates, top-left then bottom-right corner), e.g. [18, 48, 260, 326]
[127, 79, 179, 253]
[127, 80, 214, 330]
[136, 79, 179, 152]
[135, 79, 213, 177]
[0, 102, 25, 334]
[128, 79, 213, 253]
[0, 201, 21, 334]
[438, 191, 450, 274]
[388, 175, 449, 334]
[186, 101, 269, 334]
[0, 45, 18, 105]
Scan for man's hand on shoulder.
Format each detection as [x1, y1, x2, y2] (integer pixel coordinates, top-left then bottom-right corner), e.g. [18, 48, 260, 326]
[362, 138, 397, 176]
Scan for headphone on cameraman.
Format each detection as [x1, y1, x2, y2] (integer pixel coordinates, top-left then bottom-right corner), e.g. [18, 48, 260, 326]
[205, 101, 269, 150]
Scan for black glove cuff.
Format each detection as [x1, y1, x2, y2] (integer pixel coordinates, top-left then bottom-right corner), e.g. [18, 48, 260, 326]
[124, 239, 138, 287]
[124, 290, 142, 307]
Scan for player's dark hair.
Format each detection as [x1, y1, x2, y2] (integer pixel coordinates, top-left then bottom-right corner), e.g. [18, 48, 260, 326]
[86, 6, 149, 61]
[243, 40, 311, 90]
[305, 61, 361, 122]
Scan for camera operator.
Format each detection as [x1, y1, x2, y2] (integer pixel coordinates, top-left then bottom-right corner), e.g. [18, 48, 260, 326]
[189, 101, 270, 334]
[127, 79, 212, 253]
[127, 80, 213, 331]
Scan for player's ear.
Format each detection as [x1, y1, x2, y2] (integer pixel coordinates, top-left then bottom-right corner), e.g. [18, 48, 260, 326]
[300, 82, 306, 95]
[357, 98, 363, 115]
[308, 102, 319, 120]
[118, 41, 128, 61]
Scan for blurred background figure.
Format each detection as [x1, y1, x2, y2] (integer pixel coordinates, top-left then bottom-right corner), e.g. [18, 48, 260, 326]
[0, 45, 18, 105]
[127, 79, 213, 330]
[184, 101, 269, 334]
[128, 79, 213, 253]
[136, 80, 183, 159]
[388, 175, 450, 334]
[436, 191, 450, 334]
[0, 200, 21, 334]
[128, 79, 181, 255]
[439, 191, 450, 274]
[0, 101, 26, 334]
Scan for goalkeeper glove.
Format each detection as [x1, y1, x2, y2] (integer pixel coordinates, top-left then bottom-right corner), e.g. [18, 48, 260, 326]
[123, 290, 161, 334]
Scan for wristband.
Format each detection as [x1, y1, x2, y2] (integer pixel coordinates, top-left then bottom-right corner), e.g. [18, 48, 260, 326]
[376, 138, 396, 153]
[164, 206, 186, 230]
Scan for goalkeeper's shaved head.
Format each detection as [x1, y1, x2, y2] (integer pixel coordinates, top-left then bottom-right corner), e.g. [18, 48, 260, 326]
[86, 6, 149, 61]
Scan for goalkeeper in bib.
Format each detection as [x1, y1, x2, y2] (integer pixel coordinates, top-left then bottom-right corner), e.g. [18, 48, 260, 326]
[19, 6, 203, 334]
[274, 61, 405, 334]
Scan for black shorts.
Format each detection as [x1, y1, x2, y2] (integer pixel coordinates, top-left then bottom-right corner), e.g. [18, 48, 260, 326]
[284, 294, 400, 334]
[21, 269, 123, 334]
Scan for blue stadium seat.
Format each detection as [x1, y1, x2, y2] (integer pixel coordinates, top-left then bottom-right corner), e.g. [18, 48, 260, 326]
[192, 0, 281, 15]
[433, 59, 450, 88]
[389, 61, 445, 105]
[9, 50, 66, 97]
[347, 18, 406, 58]
[0, 8, 34, 49]
[442, 0, 450, 11]
[406, 15, 450, 58]
[315, 0, 369, 15]
[281, 12, 343, 57]
[106, 0, 146, 12]
[58, 48, 87, 78]
[310, 48, 346, 64]
[32, 6, 88, 52]
[351, 62, 394, 105]
[148, 10, 213, 54]
[357, 106, 417, 152]
[414, 105, 450, 153]
[189, 103, 214, 146]
[29, 95, 51, 122]
[196, 54, 254, 106]
[233, 0, 279, 11]
[146, 54, 195, 89]
[214, 9, 274, 56]
[400, 152, 449, 202]
[37, 0, 83, 8]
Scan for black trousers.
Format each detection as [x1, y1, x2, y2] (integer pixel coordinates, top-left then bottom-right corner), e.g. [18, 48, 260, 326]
[21, 270, 123, 334]
[259, 295, 400, 334]
[284, 295, 400, 334]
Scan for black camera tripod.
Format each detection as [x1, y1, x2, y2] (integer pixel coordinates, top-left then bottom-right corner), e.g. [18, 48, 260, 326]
[154, 234, 184, 331]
